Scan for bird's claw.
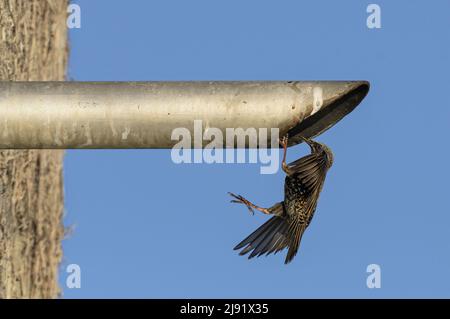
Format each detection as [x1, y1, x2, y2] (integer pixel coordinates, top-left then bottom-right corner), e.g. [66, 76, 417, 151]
[279, 135, 288, 148]
[228, 192, 255, 215]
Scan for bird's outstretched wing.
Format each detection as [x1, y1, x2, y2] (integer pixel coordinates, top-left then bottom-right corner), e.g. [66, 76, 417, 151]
[284, 148, 330, 263]
[286, 151, 329, 195]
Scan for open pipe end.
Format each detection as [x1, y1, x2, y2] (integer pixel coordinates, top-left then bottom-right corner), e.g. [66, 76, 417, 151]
[287, 81, 370, 146]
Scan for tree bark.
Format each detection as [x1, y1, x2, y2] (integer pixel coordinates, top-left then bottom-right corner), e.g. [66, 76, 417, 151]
[0, 0, 68, 298]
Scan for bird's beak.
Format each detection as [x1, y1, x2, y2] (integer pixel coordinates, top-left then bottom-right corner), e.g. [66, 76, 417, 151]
[299, 136, 314, 147]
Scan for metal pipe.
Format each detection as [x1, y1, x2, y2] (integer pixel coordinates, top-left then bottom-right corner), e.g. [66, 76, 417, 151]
[0, 81, 369, 149]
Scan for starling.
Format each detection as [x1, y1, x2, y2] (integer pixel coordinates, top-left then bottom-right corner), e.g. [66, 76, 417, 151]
[229, 135, 334, 264]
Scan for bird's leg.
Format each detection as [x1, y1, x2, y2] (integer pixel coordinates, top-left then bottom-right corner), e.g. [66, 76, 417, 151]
[228, 192, 271, 215]
[279, 135, 291, 175]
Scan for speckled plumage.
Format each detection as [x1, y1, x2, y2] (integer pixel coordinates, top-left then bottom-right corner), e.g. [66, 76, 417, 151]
[229, 135, 333, 264]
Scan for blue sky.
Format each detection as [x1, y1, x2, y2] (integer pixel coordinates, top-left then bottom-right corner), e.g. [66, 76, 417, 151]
[61, 0, 450, 298]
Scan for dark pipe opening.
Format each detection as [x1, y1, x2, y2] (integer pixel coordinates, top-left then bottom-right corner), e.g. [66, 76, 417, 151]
[288, 81, 370, 145]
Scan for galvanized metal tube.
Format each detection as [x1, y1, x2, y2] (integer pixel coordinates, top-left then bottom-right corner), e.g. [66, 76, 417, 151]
[0, 81, 369, 149]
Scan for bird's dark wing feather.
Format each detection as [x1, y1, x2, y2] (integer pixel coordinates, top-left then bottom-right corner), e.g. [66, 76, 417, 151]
[287, 154, 318, 173]
[288, 151, 329, 195]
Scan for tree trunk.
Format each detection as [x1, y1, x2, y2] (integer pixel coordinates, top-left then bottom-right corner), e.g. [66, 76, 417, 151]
[0, 0, 68, 298]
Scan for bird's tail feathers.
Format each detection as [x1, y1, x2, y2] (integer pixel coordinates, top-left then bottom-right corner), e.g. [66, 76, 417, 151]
[234, 216, 294, 261]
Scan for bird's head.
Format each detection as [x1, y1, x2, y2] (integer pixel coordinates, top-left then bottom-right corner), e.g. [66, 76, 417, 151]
[300, 136, 334, 169]
[321, 143, 334, 169]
